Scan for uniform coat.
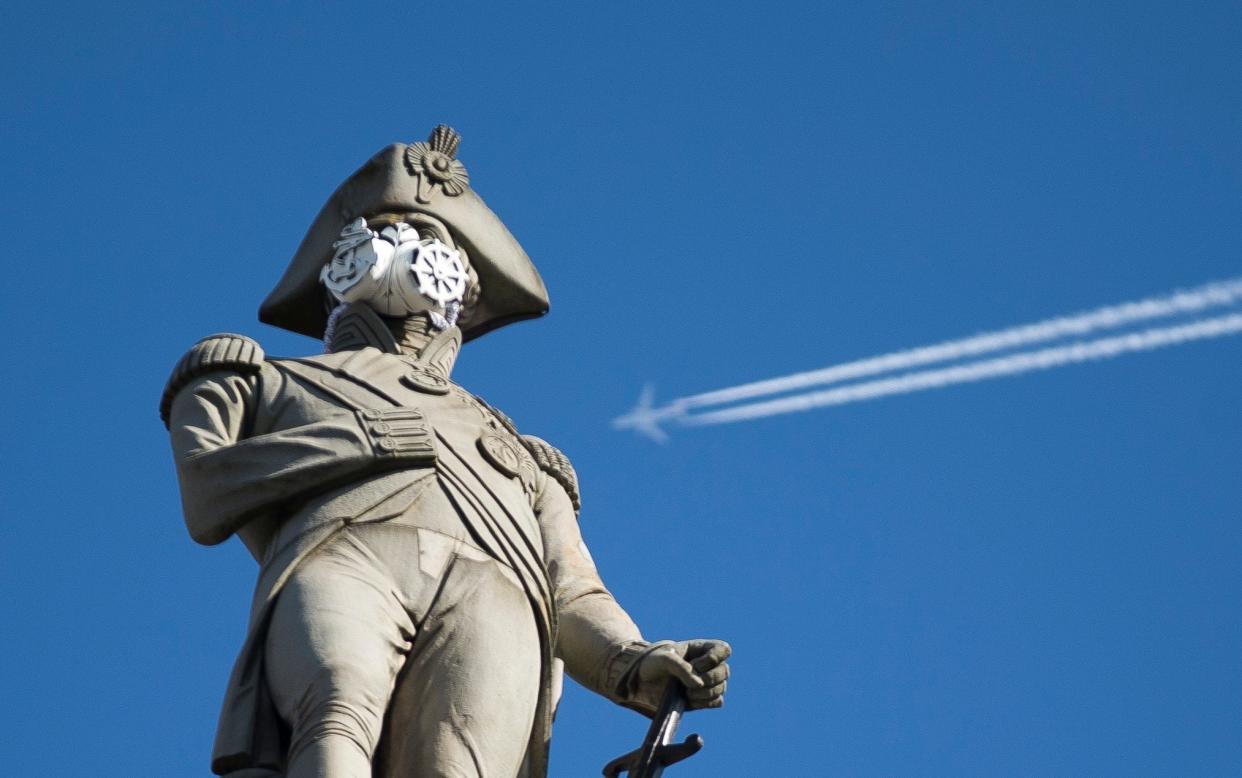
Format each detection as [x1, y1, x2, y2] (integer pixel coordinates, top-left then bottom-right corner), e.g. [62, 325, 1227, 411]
[165, 311, 647, 776]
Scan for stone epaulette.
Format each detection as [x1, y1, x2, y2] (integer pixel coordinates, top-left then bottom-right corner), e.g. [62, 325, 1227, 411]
[522, 435, 581, 514]
[160, 334, 265, 428]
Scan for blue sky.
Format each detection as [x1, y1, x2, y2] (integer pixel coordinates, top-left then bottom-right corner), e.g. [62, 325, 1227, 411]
[2, 2, 1240, 775]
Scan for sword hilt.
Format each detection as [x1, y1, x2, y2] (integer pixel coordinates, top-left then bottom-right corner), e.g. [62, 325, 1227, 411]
[602, 680, 704, 778]
[602, 734, 704, 777]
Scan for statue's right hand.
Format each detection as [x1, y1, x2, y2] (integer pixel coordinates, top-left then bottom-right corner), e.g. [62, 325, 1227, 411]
[633, 639, 731, 711]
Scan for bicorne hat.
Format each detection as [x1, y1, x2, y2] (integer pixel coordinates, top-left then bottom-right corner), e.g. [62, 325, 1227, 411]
[259, 126, 549, 342]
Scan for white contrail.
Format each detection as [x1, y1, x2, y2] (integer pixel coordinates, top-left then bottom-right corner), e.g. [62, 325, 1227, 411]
[683, 312, 1242, 426]
[678, 276, 1242, 410]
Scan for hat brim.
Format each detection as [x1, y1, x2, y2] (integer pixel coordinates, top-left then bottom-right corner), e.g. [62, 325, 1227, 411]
[259, 144, 549, 342]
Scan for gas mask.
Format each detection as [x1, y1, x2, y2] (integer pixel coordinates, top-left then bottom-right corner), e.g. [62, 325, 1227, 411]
[320, 217, 469, 328]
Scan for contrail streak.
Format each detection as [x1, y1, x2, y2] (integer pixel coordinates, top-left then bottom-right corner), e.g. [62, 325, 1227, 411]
[683, 312, 1242, 426]
[678, 276, 1242, 410]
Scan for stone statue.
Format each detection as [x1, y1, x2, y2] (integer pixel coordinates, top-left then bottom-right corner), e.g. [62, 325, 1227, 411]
[161, 126, 730, 778]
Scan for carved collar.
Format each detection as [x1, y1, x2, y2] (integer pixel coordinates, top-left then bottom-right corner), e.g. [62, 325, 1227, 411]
[325, 303, 460, 379]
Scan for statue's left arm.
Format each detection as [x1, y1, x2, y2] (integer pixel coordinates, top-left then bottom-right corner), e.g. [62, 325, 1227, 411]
[527, 437, 730, 716]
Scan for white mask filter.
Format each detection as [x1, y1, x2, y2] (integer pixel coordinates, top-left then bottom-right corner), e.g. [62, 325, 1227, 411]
[319, 218, 394, 305]
[320, 218, 467, 323]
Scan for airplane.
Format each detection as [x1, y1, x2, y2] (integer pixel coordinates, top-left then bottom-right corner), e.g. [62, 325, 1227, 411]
[611, 383, 684, 443]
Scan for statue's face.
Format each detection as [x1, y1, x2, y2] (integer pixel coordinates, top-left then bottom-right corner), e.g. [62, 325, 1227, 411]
[320, 217, 469, 322]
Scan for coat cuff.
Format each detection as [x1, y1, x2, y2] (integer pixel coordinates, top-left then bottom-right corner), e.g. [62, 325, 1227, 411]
[603, 640, 673, 709]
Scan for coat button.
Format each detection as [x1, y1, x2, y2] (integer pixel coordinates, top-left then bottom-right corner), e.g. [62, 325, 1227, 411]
[402, 366, 451, 395]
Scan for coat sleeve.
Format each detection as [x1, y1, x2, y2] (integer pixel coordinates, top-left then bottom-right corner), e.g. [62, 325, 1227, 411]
[167, 368, 432, 547]
[535, 473, 650, 707]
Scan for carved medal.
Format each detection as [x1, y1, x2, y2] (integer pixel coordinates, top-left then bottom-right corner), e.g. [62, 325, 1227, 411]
[402, 365, 450, 395]
[478, 432, 523, 479]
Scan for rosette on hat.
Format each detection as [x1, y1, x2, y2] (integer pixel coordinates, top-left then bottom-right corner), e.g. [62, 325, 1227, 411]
[404, 125, 470, 203]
